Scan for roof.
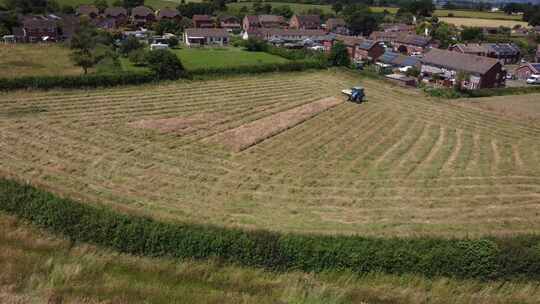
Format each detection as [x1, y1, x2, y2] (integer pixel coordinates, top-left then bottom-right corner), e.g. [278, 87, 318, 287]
[21, 16, 57, 29]
[396, 33, 431, 46]
[219, 15, 239, 22]
[192, 15, 212, 21]
[487, 43, 520, 56]
[421, 48, 500, 75]
[132, 6, 154, 17]
[104, 7, 127, 17]
[77, 5, 98, 16]
[293, 14, 320, 27]
[518, 63, 540, 74]
[369, 31, 398, 41]
[357, 39, 378, 50]
[335, 34, 362, 47]
[380, 23, 414, 32]
[258, 15, 285, 23]
[257, 28, 327, 37]
[326, 18, 345, 29]
[453, 43, 488, 54]
[378, 51, 420, 67]
[244, 15, 259, 24]
[185, 28, 228, 38]
[157, 8, 180, 19]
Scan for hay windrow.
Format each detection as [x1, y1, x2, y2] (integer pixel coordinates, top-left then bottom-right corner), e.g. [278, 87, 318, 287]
[207, 97, 343, 151]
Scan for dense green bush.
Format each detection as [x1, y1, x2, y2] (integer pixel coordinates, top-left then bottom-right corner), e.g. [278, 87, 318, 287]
[1, 178, 540, 280]
[144, 49, 185, 80]
[0, 71, 157, 91]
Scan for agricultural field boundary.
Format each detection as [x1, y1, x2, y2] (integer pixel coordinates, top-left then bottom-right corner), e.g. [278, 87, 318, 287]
[207, 96, 343, 151]
[1, 177, 540, 281]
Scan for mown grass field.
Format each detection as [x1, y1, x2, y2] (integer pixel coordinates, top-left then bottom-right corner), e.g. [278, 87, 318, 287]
[1, 69, 539, 237]
[3, 212, 540, 304]
[174, 47, 289, 70]
[0, 44, 82, 78]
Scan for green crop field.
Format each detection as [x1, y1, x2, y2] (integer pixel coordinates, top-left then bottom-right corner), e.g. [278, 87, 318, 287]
[174, 47, 290, 70]
[0, 0, 194, 9]
[1, 69, 539, 238]
[0, 44, 82, 78]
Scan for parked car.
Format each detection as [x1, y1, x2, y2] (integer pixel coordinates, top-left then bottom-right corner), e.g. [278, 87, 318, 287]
[526, 74, 540, 84]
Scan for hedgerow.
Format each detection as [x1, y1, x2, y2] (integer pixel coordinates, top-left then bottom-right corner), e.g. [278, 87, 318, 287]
[424, 86, 540, 99]
[1, 178, 540, 280]
[189, 60, 328, 77]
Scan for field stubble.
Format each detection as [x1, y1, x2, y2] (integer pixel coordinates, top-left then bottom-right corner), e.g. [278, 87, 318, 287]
[0, 69, 539, 237]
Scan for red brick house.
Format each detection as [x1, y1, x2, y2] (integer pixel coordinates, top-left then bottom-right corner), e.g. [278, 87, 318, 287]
[421, 48, 505, 89]
[449, 43, 521, 64]
[16, 16, 58, 42]
[131, 6, 155, 26]
[515, 63, 540, 80]
[104, 7, 128, 26]
[289, 15, 321, 30]
[243, 15, 259, 31]
[192, 15, 214, 28]
[76, 5, 99, 18]
[156, 8, 181, 21]
[355, 39, 385, 61]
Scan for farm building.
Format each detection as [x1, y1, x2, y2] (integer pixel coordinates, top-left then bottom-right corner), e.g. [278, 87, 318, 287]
[394, 33, 432, 55]
[289, 15, 321, 30]
[76, 5, 99, 18]
[421, 48, 505, 89]
[449, 43, 521, 64]
[184, 28, 229, 46]
[325, 18, 347, 35]
[192, 15, 214, 28]
[156, 8, 181, 21]
[514, 63, 540, 80]
[243, 28, 327, 43]
[355, 40, 385, 61]
[131, 6, 155, 26]
[377, 51, 420, 68]
[219, 15, 241, 31]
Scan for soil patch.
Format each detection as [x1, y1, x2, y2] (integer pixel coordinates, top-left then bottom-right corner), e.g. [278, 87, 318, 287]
[208, 97, 343, 151]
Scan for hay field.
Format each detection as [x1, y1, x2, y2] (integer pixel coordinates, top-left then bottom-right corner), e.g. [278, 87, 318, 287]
[1, 70, 539, 237]
[439, 17, 529, 28]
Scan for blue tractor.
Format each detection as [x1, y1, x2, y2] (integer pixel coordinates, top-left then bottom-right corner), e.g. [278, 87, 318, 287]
[341, 86, 365, 103]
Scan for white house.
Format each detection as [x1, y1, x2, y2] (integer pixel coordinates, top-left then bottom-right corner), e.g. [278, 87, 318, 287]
[183, 28, 229, 47]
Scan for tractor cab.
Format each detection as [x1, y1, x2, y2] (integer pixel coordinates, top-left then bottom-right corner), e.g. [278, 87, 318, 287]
[341, 86, 365, 103]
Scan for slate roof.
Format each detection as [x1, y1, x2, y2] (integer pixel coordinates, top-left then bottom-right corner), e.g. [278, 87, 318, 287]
[396, 33, 431, 47]
[369, 31, 399, 41]
[157, 8, 180, 19]
[258, 14, 285, 24]
[378, 51, 420, 67]
[259, 28, 326, 36]
[104, 7, 127, 17]
[185, 28, 228, 38]
[293, 15, 320, 27]
[132, 6, 154, 17]
[488, 43, 520, 56]
[421, 48, 500, 75]
[77, 5, 98, 16]
[335, 34, 363, 47]
[357, 39, 378, 50]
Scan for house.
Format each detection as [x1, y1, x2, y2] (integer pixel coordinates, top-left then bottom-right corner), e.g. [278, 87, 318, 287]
[355, 39, 385, 61]
[421, 48, 505, 89]
[244, 28, 327, 43]
[156, 8, 181, 21]
[258, 15, 287, 28]
[394, 33, 431, 54]
[184, 28, 228, 46]
[91, 17, 117, 30]
[289, 15, 321, 30]
[131, 6, 155, 26]
[449, 43, 521, 64]
[325, 18, 347, 35]
[243, 15, 260, 31]
[192, 15, 214, 28]
[537, 45, 540, 62]
[16, 15, 59, 42]
[219, 15, 241, 32]
[325, 34, 363, 59]
[104, 7, 128, 25]
[76, 5, 99, 18]
[514, 63, 540, 80]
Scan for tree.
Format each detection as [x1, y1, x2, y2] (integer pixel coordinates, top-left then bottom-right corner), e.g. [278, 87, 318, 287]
[343, 5, 380, 36]
[244, 37, 267, 52]
[144, 49, 184, 80]
[332, 2, 343, 14]
[168, 36, 179, 48]
[177, 2, 215, 18]
[128, 49, 148, 66]
[407, 0, 435, 17]
[153, 19, 182, 35]
[70, 21, 100, 74]
[431, 22, 455, 48]
[61, 5, 75, 14]
[272, 6, 294, 19]
[460, 27, 484, 42]
[120, 35, 143, 55]
[94, 0, 108, 13]
[328, 41, 350, 67]
[123, 0, 144, 9]
[5, 0, 48, 14]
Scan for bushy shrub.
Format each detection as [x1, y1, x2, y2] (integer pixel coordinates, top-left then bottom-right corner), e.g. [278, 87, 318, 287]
[120, 36, 144, 56]
[144, 49, 185, 80]
[244, 37, 268, 52]
[128, 49, 149, 66]
[1, 177, 540, 280]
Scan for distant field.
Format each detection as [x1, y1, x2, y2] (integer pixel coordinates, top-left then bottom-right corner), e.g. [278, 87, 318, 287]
[434, 9, 523, 20]
[440, 16, 529, 27]
[0, 44, 81, 78]
[174, 47, 289, 70]
[3, 213, 540, 304]
[229, 1, 334, 14]
[0, 0, 190, 9]
[1, 69, 539, 237]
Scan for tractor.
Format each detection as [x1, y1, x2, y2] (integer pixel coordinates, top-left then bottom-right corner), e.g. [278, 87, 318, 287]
[341, 86, 365, 103]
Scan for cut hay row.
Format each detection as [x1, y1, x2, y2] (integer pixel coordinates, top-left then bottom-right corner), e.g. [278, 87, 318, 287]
[1, 70, 539, 237]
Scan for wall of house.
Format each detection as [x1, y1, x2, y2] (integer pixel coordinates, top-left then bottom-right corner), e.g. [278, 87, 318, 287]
[515, 66, 537, 80]
[479, 63, 504, 88]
